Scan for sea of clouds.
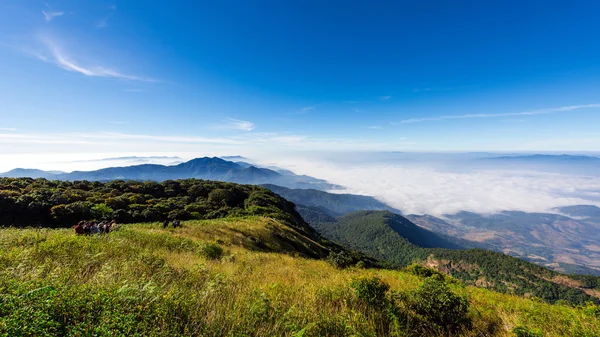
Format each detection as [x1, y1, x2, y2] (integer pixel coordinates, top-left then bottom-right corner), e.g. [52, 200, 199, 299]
[2, 151, 600, 216]
[257, 153, 600, 216]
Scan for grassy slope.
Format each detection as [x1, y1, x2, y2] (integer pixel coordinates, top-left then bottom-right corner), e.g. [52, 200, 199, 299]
[1, 217, 599, 336]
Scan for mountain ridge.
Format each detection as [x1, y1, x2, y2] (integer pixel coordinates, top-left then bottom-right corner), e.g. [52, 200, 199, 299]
[0, 157, 338, 190]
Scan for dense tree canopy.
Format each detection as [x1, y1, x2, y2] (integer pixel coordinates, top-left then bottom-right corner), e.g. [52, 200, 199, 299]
[0, 178, 308, 233]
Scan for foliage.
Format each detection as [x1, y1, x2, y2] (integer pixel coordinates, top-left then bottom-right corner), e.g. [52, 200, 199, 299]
[311, 210, 600, 305]
[404, 263, 447, 279]
[351, 276, 390, 307]
[399, 277, 472, 336]
[201, 243, 224, 260]
[513, 326, 544, 337]
[0, 178, 306, 231]
[326, 251, 355, 269]
[0, 220, 598, 336]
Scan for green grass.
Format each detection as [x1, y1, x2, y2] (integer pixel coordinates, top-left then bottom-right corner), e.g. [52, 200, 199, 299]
[1, 217, 599, 336]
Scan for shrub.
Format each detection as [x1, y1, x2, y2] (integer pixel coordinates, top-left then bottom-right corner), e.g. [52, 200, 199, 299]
[403, 277, 471, 335]
[404, 263, 446, 279]
[351, 276, 390, 307]
[201, 243, 224, 260]
[296, 316, 350, 337]
[326, 251, 354, 269]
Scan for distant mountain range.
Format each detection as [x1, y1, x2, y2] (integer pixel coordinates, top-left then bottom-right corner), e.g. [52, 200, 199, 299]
[488, 154, 600, 163]
[408, 206, 600, 276]
[0, 157, 339, 190]
[484, 154, 600, 176]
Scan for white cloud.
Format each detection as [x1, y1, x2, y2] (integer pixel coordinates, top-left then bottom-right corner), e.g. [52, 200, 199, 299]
[42, 11, 64, 22]
[399, 104, 600, 124]
[266, 157, 600, 216]
[218, 118, 255, 131]
[367, 126, 382, 130]
[0, 128, 17, 131]
[378, 96, 392, 100]
[35, 36, 156, 82]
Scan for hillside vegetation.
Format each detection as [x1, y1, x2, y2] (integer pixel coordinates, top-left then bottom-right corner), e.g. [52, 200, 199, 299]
[309, 210, 600, 305]
[0, 177, 312, 232]
[263, 184, 401, 215]
[2, 218, 600, 336]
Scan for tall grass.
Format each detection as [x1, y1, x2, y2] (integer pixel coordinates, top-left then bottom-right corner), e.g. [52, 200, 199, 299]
[0, 217, 598, 336]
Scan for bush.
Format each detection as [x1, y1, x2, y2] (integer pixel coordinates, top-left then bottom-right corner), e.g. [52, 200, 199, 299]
[350, 276, 390, 307]
[326, 251, 354, 269]
[201, 243, 224, 260]
[404, 263, 446, 279]
[403, 277, 471, 335]
[296, 316, 350, 337]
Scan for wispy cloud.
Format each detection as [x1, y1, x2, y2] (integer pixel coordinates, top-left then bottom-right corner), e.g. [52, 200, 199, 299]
[218, 118, 255, 131]
[42, 11, 64, 22]
[367, 126, 383, 130]
[0, 128, 17, 131]
[108, 121, 129, 125]
[34, 36, 156, 82]
[96, 19, 108, 29]
[378, 95, 392, 100]
[286, 103, 324, 115]
[398, 104, 600, 124]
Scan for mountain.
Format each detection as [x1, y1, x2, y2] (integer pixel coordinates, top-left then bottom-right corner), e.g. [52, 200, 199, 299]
[0, 157, 339, 190]
[311, 211, 461, 266]
[307, 210, 600, 304]
[262, 184, 600, 276]
[484, 154, 600, 176]
[262, 184, 402, 216]
[489, 154, 600, 163]
[407, 210, 600, 276]
[1, 168, 59, 179]
[558, 204, 600, 219]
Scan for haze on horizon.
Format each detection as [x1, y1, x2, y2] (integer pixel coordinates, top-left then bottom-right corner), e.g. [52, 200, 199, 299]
[1, 1, 600, 216]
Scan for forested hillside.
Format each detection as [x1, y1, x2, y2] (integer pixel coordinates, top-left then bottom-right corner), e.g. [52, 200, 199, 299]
[0, 177, 306, 229]
[309, 210, 600, 305]
[262, 184, 401, 215]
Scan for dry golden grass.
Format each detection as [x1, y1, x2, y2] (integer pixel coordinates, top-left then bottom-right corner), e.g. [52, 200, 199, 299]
[0, 217, 599, 336]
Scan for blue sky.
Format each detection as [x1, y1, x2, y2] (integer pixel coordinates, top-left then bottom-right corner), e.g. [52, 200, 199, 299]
[1, 0, 600, 158]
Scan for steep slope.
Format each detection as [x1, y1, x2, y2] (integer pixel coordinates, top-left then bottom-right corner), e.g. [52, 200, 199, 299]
[309, 210, 600, 304]
[0, 157, 338, 190]
[263, 184, 401, 215]
[408, 210, 600, 275]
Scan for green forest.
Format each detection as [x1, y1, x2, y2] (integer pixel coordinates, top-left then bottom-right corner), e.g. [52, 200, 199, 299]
[0, 178, 306, 230]
[308, 210, 600, 306]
